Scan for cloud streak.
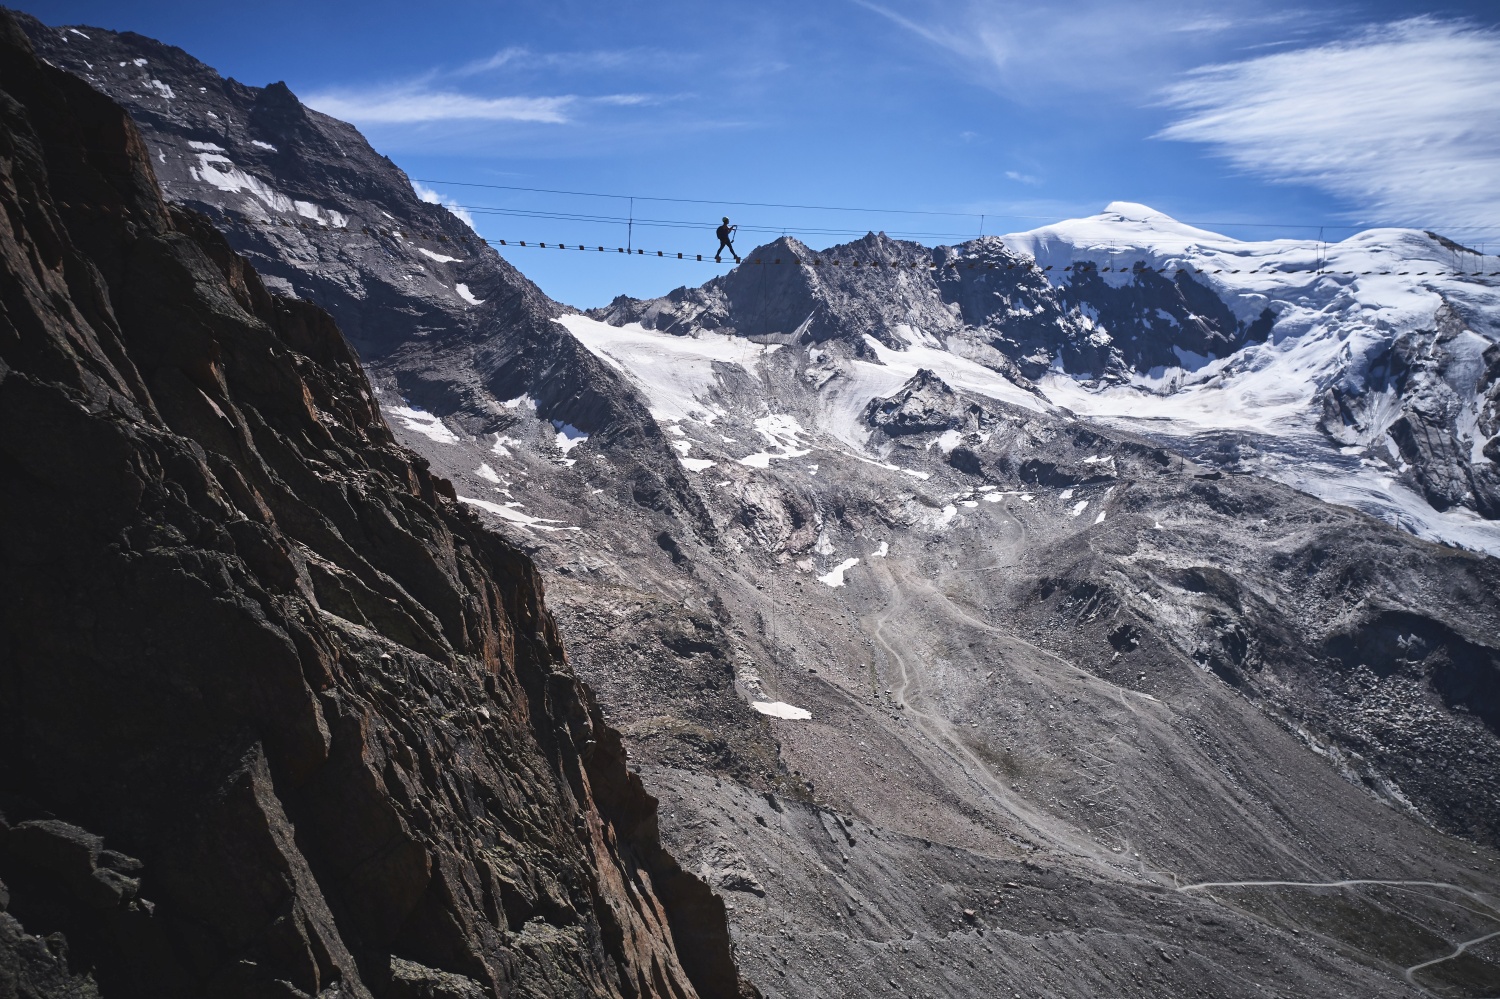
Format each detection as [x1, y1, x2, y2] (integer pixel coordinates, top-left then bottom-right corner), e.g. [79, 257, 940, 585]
[1159, 17, 1500, 232]
[306, 88, 575, 124]
[457, 46, 647, 76]
[854, 0, 1321, 98]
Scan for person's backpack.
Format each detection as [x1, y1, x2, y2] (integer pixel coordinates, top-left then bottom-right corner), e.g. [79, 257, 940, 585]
[716, 223, 731, 241]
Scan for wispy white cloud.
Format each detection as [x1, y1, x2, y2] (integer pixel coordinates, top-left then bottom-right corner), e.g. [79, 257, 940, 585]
[412, 181, 477, 231]
[305, 88, 575, 124]
[855, 0, 1323, 97]
[1159, 17, 1500, 232]
[594, 93, 656, 107]
[459, 46, 527, 74]
[458, 46, 648, 75]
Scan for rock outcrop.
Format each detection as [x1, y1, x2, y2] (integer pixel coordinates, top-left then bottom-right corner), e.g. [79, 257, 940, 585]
[0, 14, 753, 999]
[1321, 303, 1500, 519]
[863, 368, 994, 439]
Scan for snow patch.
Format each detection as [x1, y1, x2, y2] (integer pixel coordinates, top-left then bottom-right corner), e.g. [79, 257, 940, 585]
[680, 457, 717, 472]
[931, 428, 964, 453]
[737, 414, 813, 468]
[188, 150, 298, 214]
[419, 248, 462, 263]
[849, 453, 931, 480]
[250, 140, 278, 152]
[552, 421, 588, 454]
[456, 283, 484, 306]
[476, 464, 501, 484]
[752, 701, 812, 721]
[559, 314, 783, 424]
[818, 557, 860, 587]
[387, 405, 458, 445]
[459, 496, 580, 532]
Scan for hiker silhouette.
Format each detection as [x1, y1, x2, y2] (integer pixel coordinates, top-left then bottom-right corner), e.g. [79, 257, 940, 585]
[714, 217, 740, 263]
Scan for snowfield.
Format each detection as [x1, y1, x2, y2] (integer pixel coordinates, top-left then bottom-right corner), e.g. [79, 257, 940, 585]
[558, 315, 779, 423]
[1004, 203, 1500, 555]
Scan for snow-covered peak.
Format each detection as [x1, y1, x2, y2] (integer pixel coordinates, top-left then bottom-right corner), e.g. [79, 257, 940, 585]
[1097, 201, 1229, 240]
[1004, 203, 1236, 269]
[1003, 204, 1486, 281]
[1100, 201, 1173, 221]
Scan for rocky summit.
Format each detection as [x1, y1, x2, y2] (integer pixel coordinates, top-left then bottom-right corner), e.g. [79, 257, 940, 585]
[0, 13, 753, 999]
[8, 7, 1500, 999]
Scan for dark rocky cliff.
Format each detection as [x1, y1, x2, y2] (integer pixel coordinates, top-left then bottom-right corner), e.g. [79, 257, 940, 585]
[0, 14, 753, 999]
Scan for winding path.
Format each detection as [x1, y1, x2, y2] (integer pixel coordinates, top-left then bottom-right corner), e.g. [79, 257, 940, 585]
[1182, 878, 1500, 997]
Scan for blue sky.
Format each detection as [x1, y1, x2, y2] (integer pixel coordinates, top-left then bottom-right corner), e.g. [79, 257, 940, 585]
[23, 1, 1500, 308]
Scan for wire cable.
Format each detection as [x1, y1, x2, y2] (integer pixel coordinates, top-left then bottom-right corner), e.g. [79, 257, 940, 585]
[60, 201, 1497, 278]
[414, 178, 1500, 234]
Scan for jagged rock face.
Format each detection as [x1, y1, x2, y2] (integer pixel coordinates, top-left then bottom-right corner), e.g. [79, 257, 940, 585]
[19, 9, 715, 558]
[0, 16, 752, 999]
[1320, 303, 1500, 518]
[1051, 265, 1275, 373]
[19, 9, 541, 364]
[16, 15, 590, 424]
[864, 368, 995, 440]
[1482, 343, 1500, 467]
[930, 238, 1118, 378]
[596, 234, 961, 350]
